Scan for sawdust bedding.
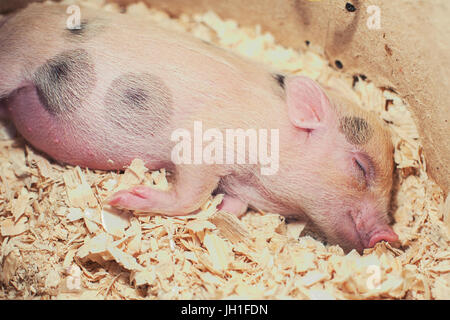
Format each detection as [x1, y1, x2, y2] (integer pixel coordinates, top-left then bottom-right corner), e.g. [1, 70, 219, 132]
[0, 0, 448, 300]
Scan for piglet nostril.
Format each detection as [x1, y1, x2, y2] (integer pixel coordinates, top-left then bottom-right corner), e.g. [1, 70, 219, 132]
[367, 226, 398, 248]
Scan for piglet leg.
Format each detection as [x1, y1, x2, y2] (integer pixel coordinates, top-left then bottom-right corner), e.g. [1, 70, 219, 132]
[107, 165, 220, 216]
[217, 195, 248, 218]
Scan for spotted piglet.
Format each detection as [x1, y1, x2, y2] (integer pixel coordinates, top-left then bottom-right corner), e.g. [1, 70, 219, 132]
[0, 3, 398, 252]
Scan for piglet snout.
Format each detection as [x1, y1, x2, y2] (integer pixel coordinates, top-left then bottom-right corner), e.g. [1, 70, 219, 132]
[367, 226, 398, 248]
[350, 210, 399, 249]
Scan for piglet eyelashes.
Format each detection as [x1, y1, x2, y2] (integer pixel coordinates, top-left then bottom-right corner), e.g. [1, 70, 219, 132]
[355, 157, 367, 177]
[353, 153, 375, 187]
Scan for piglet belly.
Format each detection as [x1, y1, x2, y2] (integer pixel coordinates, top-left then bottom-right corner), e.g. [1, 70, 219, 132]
[8, 85, 104, 167]
[7, 84, 165, 170]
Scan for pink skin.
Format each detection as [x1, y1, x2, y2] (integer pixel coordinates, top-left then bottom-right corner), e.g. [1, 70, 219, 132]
[216, 195, 249, 218]
[0, 4, 398, 252]
[6, 84, 170, 171]
[7, 84, 98, 167]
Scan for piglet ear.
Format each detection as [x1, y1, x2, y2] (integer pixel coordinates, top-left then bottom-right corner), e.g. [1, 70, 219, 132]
[286, 76, 330, 130]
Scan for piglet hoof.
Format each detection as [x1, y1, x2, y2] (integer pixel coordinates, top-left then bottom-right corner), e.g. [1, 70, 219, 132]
[217, 195, 248, 218]
[107, 185, 199, 216]
[107, 186, 160, 214]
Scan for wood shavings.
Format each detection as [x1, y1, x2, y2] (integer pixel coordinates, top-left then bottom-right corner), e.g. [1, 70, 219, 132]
[11, 187, 31, 222]
[63, 167, 98, 209]
[0, 250, 20, 284]
[101, 205, 132, 237]
[208, 211, 252, 247]
[111, 158, 148, 193]
[66, 208, 83, 222]
[9, 145, 29, 179]
[107, 246, 144, 272]
[1, 217, 29, 237]
[202, 231, 233, 272]
[293, 251, 316, 273]
[132, 268, 156, 287]
[0, 0, 447, 300]
[185, 219, 216, 234]
[301, 270, 329, 288]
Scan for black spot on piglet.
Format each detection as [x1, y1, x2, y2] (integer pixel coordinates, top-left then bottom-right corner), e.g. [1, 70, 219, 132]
[104, 73, 173, 136]
[273, 73, 285, 90]
[33, 49, 96, 116]
[339, 116, 373, 145]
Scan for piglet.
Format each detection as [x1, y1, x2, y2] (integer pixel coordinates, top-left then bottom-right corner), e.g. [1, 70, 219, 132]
[0, 3, 398, 252]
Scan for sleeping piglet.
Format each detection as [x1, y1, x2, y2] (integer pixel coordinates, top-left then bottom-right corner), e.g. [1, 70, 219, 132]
[0, 3, 398, 252]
